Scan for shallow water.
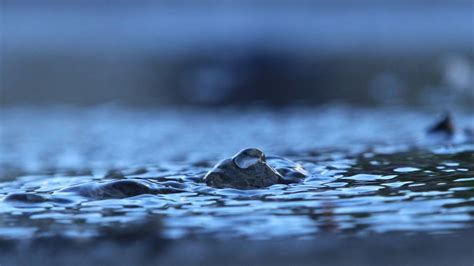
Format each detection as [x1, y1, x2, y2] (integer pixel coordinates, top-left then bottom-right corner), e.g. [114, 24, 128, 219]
[0, 106, 473, 240]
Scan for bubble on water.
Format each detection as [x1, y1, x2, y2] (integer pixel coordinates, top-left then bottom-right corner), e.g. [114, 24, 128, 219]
[233, 148, 264, 169]
[267, 156, 308, 183]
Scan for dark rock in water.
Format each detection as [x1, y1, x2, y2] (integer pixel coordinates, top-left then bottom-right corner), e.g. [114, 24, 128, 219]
[3, 193, 75, 205]
[203, 148, 307, 189]
[427, 113, 455, 136]
[104, 169, 126, 179]
[3, 193, 49, 203]
[59, 179, 156, 199]
[204, 148, 281, 189]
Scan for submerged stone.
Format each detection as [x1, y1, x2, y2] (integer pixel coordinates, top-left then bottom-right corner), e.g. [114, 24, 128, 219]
[59, 179, 156, 199]
[427, 113, 455, 136]
[104, 169, 126, 179]
[425, 113, 474, 143]
[203, 148, 307, 189]
[3, 193, 49, 203]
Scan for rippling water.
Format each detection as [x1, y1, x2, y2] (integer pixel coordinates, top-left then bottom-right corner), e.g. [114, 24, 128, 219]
[0, 106, 473, 240]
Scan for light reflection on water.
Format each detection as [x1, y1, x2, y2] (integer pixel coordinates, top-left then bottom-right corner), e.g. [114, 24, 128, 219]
[0, 106, 473, 240]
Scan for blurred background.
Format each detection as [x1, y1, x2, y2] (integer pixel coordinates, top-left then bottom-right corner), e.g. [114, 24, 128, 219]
[0, 0, 473, 108]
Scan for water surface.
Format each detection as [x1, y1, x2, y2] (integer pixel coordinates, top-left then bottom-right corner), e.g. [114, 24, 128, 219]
[0, 106, 473, 240]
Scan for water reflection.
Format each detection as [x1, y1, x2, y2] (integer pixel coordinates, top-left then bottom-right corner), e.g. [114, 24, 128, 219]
[0, 107, 473, 240]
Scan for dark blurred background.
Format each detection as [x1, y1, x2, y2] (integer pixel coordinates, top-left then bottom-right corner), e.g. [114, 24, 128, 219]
[0, 0, 473, 108]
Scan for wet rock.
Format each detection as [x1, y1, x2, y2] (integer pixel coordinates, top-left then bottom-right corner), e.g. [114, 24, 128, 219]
[59, 179, 156, 199]
[104, 170, 125, 179]
[427, 113, 455, 136]
[425, 113, 474, 143]
[204, 148, 306, 189]
[3, 192, 76, 205]
[3, 193, 49, 203]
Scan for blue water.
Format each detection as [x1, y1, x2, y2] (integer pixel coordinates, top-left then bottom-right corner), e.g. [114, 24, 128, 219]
[0, 106, 473, 240]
